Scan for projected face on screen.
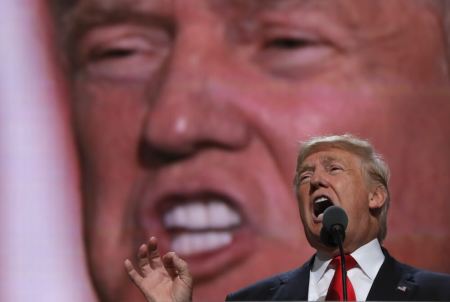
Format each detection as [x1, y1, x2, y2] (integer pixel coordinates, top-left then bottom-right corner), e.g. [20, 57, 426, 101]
[55, 0, 450, 301]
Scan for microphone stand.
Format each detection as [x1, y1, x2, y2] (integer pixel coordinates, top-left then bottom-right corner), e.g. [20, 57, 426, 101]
[332, 225, 348, 301]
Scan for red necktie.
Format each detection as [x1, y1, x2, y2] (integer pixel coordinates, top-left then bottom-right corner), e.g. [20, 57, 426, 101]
[326, 255, 357, 301]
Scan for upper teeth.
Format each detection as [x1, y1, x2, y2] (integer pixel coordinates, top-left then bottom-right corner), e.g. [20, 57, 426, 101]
[163, 200, 241, 230]
[315, 196, 329, 204]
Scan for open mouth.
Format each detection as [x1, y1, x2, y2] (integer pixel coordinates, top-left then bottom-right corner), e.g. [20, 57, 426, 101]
[139, 168, 259, 279]
[162, 198, 242, 256]
[313, 195, 334, 218]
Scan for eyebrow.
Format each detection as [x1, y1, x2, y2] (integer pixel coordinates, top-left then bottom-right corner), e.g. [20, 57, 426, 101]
[298, 155, 344, 174]
[298, 166, 314, 175]
[209, 0, 317, 22]
[64, 0, 313, 39]
[321, 156, 341, 166]
[297, 164, 314, 175]
[61, 1, 174, 46]
[212, 0, 310, 12]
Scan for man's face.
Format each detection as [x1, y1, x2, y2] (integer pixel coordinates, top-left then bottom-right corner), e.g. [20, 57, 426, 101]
[64, 0, 450, 301]
[296, 147, 384, 255]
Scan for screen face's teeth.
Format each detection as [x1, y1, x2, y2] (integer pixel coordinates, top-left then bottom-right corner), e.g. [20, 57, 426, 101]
[171, 232, 233, 256]
[162, 200, 242, 255]
[163, 200, 241, 230]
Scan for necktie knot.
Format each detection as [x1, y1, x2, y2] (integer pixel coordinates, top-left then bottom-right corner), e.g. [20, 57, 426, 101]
[326, 255, 357, 301]
[330, 254, 357, 270]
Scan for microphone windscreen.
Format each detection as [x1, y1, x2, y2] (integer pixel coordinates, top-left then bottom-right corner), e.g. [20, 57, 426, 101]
[323, 206, 348, 232]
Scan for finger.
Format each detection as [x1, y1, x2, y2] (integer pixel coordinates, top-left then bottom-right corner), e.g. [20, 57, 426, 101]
[162, 252, 192, 286]
[124, 259, 144, 286]
[162, 252, 178, 279]
[137, 243, 151, 274]
[171, 253, 192, 284]
[147, 236, 164, 270]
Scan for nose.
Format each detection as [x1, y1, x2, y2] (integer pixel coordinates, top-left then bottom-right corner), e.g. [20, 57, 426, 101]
[140, 29, 251, 165]
[309, 171, 329, 193]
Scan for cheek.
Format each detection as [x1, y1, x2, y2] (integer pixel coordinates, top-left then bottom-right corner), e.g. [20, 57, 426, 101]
[74, 82, 149, 247]
[347, 189, 371, 221]
[296, 190, 310, 216]
[73, 81, 149, 176]
[333, 177, 367, 211]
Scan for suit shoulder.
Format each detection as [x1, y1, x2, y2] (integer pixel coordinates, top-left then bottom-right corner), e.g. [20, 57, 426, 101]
[389, 255, 450, 300]
[412, 268, 450, 289]
[225, 267, 304, 301]
[393, 258, 450, 287]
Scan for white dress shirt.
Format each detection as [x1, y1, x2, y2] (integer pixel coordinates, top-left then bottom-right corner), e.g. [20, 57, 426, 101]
[308, 239, 385, 301]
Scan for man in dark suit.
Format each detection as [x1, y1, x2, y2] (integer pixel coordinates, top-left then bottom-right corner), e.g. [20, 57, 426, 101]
[124, 134, 450, 301]
[226, 248, 450, 301]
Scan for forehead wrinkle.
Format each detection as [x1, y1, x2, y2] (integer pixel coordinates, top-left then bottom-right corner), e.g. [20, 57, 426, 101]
[320, 155, 340, 166]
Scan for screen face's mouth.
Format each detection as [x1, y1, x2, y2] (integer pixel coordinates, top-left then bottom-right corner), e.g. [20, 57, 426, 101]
[161, 197, 242, 256]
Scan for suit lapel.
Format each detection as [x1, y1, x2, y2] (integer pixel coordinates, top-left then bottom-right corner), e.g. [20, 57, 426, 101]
[367, 248, 417, 301]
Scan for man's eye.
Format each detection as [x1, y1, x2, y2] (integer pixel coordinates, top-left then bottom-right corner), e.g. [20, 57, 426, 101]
[255, 29, 335, 78]
[329, 165, 343, 173]
[79, 42, 160, 80]
[74, 25, 172, 80]
[264, 37, 313, 50]
[299, 173, 312, 183]
[90, 47, 137, 61]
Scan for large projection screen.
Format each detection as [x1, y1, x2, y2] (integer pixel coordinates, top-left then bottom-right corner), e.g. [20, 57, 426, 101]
[1, 1, 449, 301]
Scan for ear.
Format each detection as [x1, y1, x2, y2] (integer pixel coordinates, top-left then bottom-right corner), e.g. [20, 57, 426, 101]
[368, 185, 387, 209]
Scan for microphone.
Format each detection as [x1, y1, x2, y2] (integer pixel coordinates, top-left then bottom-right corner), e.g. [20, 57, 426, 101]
[320, 205, 348, 247]
[320, 206, 349, 301]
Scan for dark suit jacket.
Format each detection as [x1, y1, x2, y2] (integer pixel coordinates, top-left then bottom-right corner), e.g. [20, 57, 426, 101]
[226, 249, 450, 301]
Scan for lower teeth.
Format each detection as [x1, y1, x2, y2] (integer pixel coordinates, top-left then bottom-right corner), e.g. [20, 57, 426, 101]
[172, 231, 232, 255]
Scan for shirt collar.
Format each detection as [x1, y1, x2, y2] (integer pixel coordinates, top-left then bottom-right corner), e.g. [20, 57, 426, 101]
[351, 238, 385, 280]
[311, 238, 385, 282]
[310, 251, 333, 283]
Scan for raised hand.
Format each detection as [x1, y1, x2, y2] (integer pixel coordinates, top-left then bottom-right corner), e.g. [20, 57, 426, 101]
[124, 237, 193, 302]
